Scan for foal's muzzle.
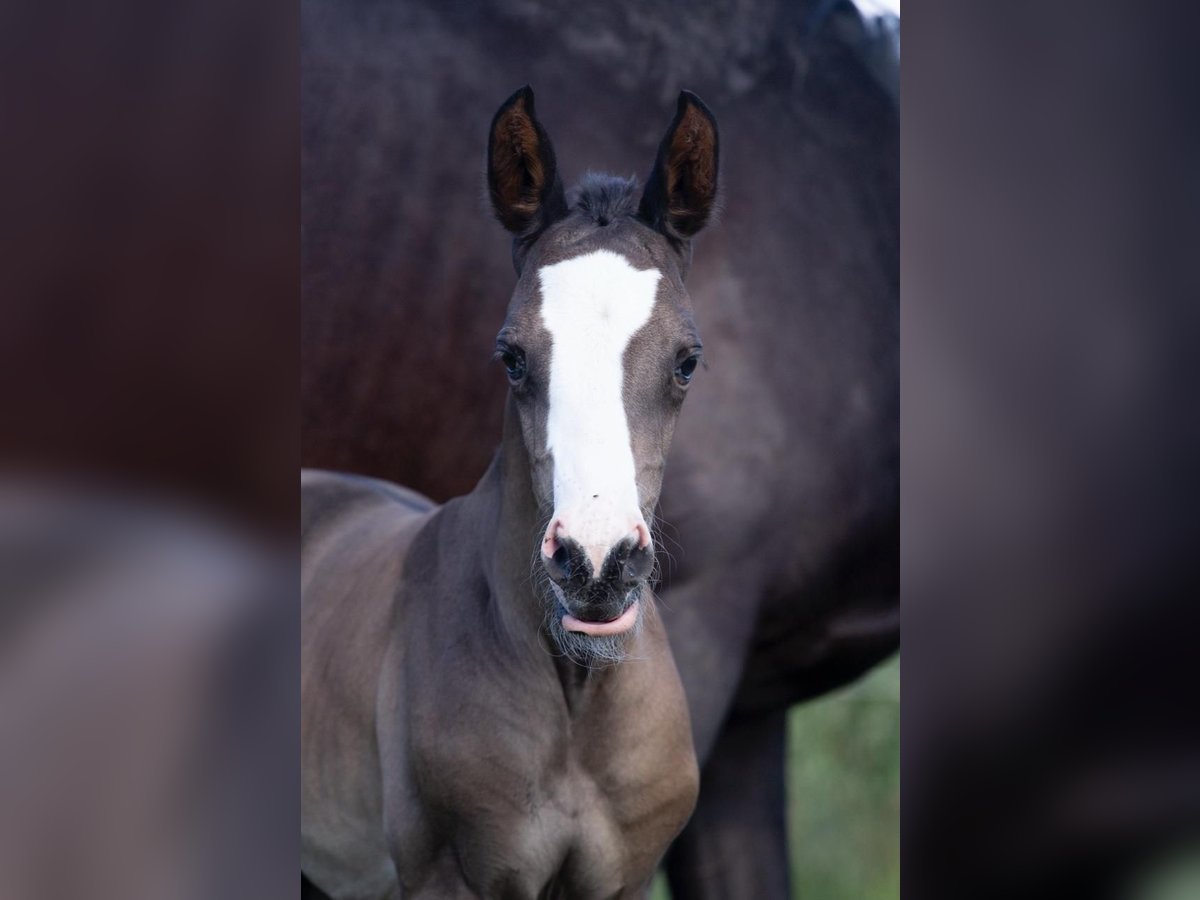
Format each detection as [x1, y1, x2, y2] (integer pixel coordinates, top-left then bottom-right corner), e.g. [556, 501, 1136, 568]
[542, 531, 654, 628]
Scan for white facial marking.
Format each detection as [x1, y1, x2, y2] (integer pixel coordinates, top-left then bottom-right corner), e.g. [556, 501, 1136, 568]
[539, 249, 661, 574]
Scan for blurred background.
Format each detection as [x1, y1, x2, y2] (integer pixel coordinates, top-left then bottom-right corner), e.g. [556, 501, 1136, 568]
[4, 0, 1199, 897]
[785, 657, 900, 900]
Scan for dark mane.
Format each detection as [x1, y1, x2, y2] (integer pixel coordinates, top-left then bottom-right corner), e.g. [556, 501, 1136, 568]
[570, 172, 641, 227]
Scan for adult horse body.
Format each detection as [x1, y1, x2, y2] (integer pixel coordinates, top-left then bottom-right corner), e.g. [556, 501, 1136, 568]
[302, 1, 898, 894]
[302, 90, 719, 898]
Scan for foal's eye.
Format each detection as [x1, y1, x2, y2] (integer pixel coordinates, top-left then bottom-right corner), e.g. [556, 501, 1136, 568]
[497, 345, 527, 384]
[674, 352, 701, 387]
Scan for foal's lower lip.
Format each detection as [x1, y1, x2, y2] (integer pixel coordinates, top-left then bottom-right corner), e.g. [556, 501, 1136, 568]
[561, 599, 640, 636]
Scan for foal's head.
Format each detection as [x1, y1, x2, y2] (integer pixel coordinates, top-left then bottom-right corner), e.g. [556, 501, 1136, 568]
[486, 87, 719, 663]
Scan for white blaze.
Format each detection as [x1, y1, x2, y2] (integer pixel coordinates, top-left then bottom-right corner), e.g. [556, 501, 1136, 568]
[538, 249, 661, 574]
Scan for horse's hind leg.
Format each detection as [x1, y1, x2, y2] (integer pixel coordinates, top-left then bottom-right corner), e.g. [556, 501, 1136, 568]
[665, 709, 790, 900]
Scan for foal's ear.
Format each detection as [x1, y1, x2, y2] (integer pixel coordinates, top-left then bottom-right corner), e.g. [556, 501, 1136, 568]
[487, 86, 567, 246]
[638, 91, 720, 245]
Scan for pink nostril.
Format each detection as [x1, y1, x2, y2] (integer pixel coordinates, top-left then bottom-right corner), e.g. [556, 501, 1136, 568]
[542, 518, 566, 558]
[632, 521, 652, 550]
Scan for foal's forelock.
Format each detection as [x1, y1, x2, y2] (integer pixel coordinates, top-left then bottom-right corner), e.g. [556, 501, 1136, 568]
[538, 249, 661, 574]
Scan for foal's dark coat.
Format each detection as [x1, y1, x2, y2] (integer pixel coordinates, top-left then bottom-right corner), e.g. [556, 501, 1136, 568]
[302, 2, 898, 895]
[302, 90, 718, 898]
[301, 456, 696, 898]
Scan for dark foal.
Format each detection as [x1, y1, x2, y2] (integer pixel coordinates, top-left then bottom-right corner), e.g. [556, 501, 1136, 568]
[301, 88, 719, 898]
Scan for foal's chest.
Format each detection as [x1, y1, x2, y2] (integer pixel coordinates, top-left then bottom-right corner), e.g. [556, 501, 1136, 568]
[453, 759, 695, 897]
[410, 707, 698, 898]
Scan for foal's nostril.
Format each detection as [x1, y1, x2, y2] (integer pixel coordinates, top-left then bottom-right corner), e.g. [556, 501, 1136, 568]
[552, 545, 577, 581]
[629, 545, 655, 585]
[543, 536, 592, 587]
[610, 537, 654, 587]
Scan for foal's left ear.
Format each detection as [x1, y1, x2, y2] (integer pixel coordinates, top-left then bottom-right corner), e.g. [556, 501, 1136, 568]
[638, 91, 720, 246]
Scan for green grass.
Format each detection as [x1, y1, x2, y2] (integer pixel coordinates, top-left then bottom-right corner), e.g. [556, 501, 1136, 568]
[1130, 844, 1200, 900]
[651, 657, 900, 899]
[787, 656, 900, 899]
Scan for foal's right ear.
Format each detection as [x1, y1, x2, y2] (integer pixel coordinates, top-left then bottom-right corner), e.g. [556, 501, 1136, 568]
[487, 86, 567, 254]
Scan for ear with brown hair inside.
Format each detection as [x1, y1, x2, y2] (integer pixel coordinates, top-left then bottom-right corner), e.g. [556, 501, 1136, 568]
[638, 91, 720, 243]
[486, 85, 567, 239]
